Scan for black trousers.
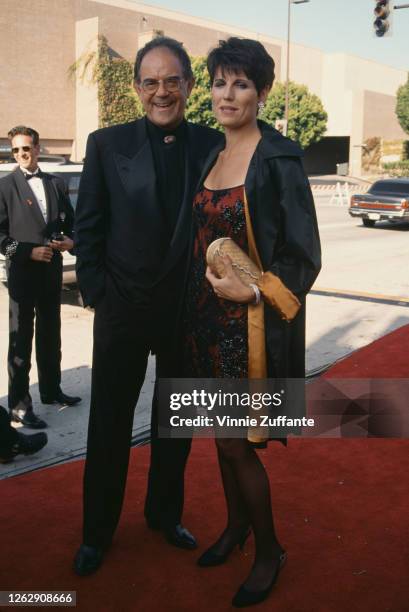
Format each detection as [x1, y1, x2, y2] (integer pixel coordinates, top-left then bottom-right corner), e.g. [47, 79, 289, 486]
[82, 288, 191, 547]
[8, 282, 61, 414]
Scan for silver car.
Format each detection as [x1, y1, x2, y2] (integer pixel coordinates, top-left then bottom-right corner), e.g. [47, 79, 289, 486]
[349, 178, 409, 227]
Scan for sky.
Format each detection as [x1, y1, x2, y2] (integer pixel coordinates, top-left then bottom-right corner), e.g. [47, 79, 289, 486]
[135, 0, 409, 71]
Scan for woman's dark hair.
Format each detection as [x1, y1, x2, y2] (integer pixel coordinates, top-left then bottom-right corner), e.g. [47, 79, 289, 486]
[134, 36, 193, 82]
[207, 37, 275, 94]
[8, 125, 39, 145]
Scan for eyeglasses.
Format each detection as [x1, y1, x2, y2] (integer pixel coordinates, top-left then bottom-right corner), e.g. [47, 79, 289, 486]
[140, 76, 184, 94]
[11, 146, 33, 154]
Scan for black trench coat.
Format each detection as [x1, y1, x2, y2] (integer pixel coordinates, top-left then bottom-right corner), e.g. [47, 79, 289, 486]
[195, 120, 322, 379]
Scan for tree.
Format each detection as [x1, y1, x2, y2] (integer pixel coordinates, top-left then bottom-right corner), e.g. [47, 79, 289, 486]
[396, 75, 409, 136]
[185, 56, 220, 129]
[261, 81, 327, 149]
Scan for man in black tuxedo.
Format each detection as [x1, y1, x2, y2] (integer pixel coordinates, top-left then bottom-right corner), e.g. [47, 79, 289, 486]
[0, 126, 81, 430]
[73, 37, 222, 575]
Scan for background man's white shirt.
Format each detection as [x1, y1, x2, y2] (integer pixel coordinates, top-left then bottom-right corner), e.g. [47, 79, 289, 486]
[23, 169, 47, 222]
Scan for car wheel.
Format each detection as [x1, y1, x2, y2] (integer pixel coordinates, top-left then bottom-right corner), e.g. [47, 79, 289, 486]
[362, 219, 376, 228]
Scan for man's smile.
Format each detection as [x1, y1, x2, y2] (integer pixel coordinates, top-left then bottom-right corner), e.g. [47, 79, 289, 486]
[153, 101, 174, 109]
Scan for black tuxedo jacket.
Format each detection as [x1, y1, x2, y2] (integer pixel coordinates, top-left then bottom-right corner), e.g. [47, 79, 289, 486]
[74, 117, 223, 309]
[0, 167, 74, 299]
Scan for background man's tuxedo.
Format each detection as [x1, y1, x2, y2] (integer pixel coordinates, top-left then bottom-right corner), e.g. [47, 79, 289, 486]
[0, 168, 74, 414]
[75, 117, 222, 547]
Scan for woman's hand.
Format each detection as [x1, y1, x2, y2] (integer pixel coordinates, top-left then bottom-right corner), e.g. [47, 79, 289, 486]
[206, 255, 255, 303]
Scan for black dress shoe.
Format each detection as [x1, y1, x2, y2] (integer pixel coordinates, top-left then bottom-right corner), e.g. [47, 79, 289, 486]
[41, 390, 81, 406]
[73, 544, 104, 576]
[0, 431, 48, 463]
[164, 524, 197, 550]
[10, 410, 48, 430]
[231, 551, 287, 608]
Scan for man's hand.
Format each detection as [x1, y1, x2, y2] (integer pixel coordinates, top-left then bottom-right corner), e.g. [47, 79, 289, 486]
[206, 255, 255, 303]
[30, 246, 53, 263]
[50, 236, 74, 252]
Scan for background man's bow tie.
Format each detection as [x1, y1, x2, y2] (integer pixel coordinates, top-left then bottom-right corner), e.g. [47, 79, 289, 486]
[25, 169, 43, 180]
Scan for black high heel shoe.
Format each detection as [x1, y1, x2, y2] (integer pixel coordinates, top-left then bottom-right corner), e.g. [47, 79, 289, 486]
[197, 527, 251, 567]
[231, 550, 287, 608]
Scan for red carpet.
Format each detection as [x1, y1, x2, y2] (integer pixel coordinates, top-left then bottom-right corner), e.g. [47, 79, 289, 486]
[306, 323, 409, 438]
[324, 323, 409, 378]
[1, 326, 408, 610]
[1, 437, 408, 612]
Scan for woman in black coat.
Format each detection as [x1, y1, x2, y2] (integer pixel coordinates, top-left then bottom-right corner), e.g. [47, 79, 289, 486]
[182, 37, 321, 607]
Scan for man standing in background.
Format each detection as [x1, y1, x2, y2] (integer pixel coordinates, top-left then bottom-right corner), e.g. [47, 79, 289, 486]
[0, 126, 81, 430]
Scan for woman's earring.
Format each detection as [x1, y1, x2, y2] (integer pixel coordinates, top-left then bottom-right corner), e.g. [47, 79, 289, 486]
[258, 101, 265, 112]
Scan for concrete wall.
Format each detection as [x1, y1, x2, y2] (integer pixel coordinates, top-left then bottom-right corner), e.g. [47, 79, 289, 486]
[0, 0, 76, 145]
[318, 53, 406, 174]
[286, 44, 324, 97]
[343, 54, 406, 97]
[363, 91, 407, 140]
[88, 0, 282, 69]
[72, 0, 282, 70]
[74, 17, 99, 161]
[321, 54, 352, 136]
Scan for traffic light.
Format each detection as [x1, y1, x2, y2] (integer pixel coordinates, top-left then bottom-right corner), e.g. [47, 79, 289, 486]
[373, 0, 393, 37]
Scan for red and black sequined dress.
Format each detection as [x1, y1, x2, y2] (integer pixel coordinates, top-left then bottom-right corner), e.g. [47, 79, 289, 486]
[183, 185, 249, 378]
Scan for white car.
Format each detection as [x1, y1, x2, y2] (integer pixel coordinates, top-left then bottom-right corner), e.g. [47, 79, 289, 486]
[0, 162, 82, 283]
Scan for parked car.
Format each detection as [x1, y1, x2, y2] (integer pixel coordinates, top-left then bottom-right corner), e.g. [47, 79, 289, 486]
[0, 162, 82, 283]
[349, 178, 409, 227]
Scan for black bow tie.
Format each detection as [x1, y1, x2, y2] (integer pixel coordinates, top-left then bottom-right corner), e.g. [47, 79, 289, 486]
[25, 170, 42, 180]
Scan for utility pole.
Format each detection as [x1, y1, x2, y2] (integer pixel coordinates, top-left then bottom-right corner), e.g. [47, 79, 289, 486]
[284, 0, 310, 136]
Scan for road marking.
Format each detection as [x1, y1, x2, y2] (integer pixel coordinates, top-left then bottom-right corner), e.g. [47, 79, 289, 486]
[311, 287, 409, 307]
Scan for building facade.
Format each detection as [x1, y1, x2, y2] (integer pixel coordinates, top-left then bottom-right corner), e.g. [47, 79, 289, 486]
[0, 0, 406, 173]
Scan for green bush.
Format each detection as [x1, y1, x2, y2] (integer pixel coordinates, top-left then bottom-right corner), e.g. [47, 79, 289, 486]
[185, 56, 221, 129]
[396, 76, 409, 136]
[97, 37, 143, 127]
[382, 160, 409, 177]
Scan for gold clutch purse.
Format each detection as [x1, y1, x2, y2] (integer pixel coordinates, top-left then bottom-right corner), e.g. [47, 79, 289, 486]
[206, 237, 301, 322]
[206, 238, 262, 286]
